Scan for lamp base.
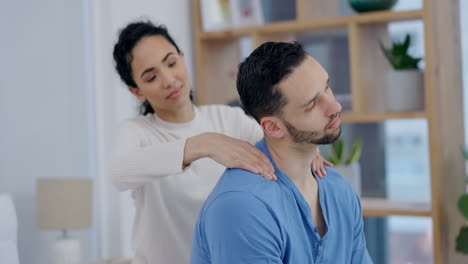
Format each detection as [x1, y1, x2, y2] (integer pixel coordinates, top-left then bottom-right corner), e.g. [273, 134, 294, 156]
[52, 238, 81, 264]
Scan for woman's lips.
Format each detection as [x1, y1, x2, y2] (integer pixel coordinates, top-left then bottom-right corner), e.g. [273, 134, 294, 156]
[327, 118, 341, 129]
[166, 88, 182, 99]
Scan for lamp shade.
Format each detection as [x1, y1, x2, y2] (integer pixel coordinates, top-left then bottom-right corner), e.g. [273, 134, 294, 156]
[37, 178, 92, 230]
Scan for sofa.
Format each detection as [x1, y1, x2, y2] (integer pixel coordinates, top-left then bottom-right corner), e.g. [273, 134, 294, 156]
[0, 193, 20, 264]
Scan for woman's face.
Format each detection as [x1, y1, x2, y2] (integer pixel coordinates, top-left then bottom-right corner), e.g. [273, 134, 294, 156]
[129, 35, 191, 114]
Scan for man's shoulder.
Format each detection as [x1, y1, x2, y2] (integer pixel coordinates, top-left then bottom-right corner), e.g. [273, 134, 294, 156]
[204, 190, 266, 216]
[322, 166, 363, 217]
[199, 182, 281, 234]
[322, 166, 359, 197]
[209, 168, 273, 196]
[193, 172, 285, 264]
[203, 168, 282, 214]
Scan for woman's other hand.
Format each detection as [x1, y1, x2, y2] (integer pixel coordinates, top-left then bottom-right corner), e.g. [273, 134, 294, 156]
[185, 133, 277, 180]
[312, 151, 333, 178]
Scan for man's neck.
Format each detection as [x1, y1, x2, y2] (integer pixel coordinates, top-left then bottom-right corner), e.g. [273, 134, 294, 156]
[266, 138, 318, 188]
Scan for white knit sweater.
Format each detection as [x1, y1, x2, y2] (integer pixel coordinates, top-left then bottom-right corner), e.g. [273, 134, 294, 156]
[111, 105, 262, 264]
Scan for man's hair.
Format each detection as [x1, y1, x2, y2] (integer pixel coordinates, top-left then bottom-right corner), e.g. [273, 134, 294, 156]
[236, 41, 307, 122]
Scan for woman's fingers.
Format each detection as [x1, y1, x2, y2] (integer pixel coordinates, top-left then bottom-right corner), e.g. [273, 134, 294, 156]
[234, 159, 275, 180]
[323, 160, 334, 167]
[209, 134, 277, 180]
[248, 145, 275, 177]
[320, 167, 327, 178]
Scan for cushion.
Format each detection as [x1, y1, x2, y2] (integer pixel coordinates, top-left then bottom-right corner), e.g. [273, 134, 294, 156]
[0, 193, 20, 264]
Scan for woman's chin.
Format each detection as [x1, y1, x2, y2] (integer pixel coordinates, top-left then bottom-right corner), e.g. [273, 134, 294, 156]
[173, 95, 192, 108]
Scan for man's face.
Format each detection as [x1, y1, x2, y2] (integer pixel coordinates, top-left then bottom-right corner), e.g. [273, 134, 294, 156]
[277, 56, 342, 145]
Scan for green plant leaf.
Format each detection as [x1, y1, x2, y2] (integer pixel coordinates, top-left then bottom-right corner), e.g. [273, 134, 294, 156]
[456, 226, 468, 254]
[331, 139, 344, 165]
[345, 138, 363, 165]
[379, 41, 393, 64]
[379, 33, 421, 70]
[327, 154, 341, 165]
[402, 34, 411, 53]
[394, 42, 405, 56]
[459, 194, 468, 220]
[461, 145, 468, 160]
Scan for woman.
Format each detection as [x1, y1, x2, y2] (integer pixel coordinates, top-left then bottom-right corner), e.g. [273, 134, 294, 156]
[111, 20, 331, 264]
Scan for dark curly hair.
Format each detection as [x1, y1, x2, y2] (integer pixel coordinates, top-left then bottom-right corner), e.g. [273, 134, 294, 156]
[237, 41, 307, 123]
[113, 20, 181, 115]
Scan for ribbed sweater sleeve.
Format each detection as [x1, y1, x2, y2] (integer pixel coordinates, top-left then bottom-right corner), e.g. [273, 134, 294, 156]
[110, 120, 186, 191]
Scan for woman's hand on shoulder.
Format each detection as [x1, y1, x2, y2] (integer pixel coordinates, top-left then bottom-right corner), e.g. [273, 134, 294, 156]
[185, 132, 277, 180]
[311, 151, 333, 178]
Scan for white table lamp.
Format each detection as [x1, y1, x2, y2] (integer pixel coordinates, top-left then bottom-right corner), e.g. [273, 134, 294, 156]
[37, 178, 92, 264]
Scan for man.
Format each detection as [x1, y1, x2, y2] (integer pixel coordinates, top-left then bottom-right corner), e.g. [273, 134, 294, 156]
[191, 42, 373, 263]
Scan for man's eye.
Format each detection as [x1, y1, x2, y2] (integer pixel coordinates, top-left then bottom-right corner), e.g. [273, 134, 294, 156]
[306, 103, 315, 112]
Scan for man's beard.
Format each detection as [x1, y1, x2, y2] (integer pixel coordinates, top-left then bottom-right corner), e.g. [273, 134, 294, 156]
[281, 114, 341, 145]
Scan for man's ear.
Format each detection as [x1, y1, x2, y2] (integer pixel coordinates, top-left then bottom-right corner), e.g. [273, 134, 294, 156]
[260, 116, 285, 139]
[128, 86, 146, 102]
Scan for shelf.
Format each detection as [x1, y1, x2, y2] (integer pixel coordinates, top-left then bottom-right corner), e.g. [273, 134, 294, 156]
[199, 10, 424, 40]
[353, 9, 423, 24]
[362, 198, 431, 217]
[341, 111, 427, 123]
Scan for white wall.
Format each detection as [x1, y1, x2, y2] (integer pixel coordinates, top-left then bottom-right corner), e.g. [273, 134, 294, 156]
[0, 0, 92, 263]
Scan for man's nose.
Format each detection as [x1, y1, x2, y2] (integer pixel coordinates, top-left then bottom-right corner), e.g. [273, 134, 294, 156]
[323, 95, 342, 117]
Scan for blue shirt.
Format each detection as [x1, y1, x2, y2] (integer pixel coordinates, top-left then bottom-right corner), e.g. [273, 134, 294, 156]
[191, 138, 373, 264]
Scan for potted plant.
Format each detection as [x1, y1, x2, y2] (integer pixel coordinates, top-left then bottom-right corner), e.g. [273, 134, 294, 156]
[380, 33, 424, 112]
[327, 138, 363, 195]
[456, 146, 468, 254]
[349, 0, 398, 13]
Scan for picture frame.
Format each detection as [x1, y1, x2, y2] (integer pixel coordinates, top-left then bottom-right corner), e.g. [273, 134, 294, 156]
[200, 0, 233, 32]
[230, 0, 264, 29]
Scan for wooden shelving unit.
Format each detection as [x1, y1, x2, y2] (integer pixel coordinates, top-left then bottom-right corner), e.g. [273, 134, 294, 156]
[362, 198, 431, 217]
[193, 0, 465, 263]
[199, 9, 423, 40]
[341, 111, 427, 123]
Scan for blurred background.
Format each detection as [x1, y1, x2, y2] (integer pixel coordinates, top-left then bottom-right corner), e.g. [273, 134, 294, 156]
[0, 0, 467, 263]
